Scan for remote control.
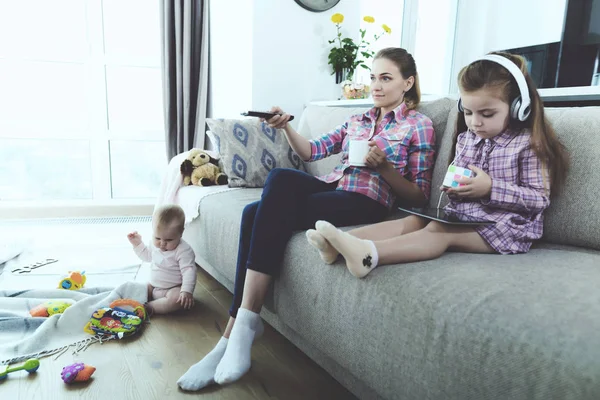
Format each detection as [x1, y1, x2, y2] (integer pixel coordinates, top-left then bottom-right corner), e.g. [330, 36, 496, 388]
[241, 111, 295, 121]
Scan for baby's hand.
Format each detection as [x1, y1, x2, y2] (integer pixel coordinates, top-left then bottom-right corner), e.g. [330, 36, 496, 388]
[178, 291, 194, 309]
[127, 231, 142, 246]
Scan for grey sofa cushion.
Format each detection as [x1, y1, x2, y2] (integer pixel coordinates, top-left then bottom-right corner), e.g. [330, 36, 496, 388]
[428, 107, 458, 208]
[276, 234, 600, 400]
[541, 107, 600, 250]
[297, 105, 369, 177]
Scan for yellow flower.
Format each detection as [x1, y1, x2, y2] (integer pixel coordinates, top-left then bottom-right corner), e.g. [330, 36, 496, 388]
[363, 16, 375, 23]
[331, 13, 344, 24]
[382, 24, 391, 34]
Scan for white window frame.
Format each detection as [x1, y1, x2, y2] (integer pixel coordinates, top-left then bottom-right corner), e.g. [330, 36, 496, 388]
[0, 0, 164, 209]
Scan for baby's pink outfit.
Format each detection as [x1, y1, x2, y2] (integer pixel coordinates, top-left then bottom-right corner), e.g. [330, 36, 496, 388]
[133, 239, 197, 295]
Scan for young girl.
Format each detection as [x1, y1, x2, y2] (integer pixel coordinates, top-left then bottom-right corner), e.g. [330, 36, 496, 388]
[307, 52, 569, 278]
[177, 47, 435, 391]
[127, 204, 197, 314]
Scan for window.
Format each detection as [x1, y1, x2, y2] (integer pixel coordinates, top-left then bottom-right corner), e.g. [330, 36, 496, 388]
[409, 0, 459, 95]
[0, 0, 165, 203]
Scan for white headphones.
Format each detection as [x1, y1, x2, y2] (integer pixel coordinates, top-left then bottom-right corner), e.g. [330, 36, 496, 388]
[457, 54, 532, 122]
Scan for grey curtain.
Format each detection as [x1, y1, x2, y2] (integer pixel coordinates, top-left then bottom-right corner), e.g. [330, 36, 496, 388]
[160, 0, 210, 161]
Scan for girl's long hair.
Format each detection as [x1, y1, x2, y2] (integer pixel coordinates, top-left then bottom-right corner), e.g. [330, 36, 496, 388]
[452, 51, 569, 196]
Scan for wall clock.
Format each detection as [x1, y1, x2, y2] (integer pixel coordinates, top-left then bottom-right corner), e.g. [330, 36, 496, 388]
[294, 0, 341, 12]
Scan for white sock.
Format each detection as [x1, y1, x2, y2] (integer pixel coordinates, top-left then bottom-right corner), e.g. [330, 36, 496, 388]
[214, 308, 261, 385]
[177, 336, 228, 391]
[315, 220, 379, 278]
[306, 229, 339, 264]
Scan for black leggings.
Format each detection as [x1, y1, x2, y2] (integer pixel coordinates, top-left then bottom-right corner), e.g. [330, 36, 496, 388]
[229, 168, 388, 317]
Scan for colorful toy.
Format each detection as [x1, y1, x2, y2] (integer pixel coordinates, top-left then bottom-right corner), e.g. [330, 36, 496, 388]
[58, 270, 86, 290]
[83, 299, 146, 340]
[0, 358, 40, 380]
[443, 165, 473, 188]
[29, 300, 73, 317]
[61, 362, 96, 384]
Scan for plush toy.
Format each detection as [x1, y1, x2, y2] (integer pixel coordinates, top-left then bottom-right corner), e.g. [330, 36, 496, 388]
[30, 300, 73, 317]
[61, 362, 96, 384]
[180, 149, 228, 187]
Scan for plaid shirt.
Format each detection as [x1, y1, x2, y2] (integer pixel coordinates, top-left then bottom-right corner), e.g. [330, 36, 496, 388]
[308, 102, 435, 209]
[445, 129, 550, 254]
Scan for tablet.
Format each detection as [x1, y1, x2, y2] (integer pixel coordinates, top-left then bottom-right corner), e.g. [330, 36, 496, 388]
[397, 207, 496, 226]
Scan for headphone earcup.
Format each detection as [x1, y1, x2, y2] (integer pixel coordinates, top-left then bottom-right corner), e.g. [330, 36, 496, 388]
[510, 96, 522, 120]
[457, 98, 463, 112]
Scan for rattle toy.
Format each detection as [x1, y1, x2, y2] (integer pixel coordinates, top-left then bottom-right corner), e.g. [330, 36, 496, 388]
[61, 362, 96, 384]
[58, 270, 86, 290]
[443, 165, 473, 188]
[0, 358, 40, 380]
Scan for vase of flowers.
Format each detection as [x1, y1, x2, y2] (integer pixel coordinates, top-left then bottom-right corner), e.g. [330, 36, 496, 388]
[327, 13, 391, 98]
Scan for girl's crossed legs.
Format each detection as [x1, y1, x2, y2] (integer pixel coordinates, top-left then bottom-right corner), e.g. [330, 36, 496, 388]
[309, 215, 494, 278]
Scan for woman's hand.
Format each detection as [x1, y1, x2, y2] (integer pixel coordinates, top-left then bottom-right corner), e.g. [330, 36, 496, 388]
[263, 106, 292, 130]
[364, 141, 389, 170]
[446, 165, 492, 200]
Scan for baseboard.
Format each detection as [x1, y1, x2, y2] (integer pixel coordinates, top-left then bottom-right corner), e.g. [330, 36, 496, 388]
[0, 202, 154, 219]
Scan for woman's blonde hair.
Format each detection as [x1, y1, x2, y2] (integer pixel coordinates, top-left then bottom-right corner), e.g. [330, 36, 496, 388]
[453, 51, 569, 196]
[374, 47, 421, 113]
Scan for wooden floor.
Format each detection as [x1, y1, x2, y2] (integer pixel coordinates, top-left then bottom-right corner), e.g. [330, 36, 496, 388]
[1, 268, 356, 400]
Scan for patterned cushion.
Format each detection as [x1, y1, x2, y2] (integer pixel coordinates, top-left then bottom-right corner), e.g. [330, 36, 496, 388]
[206, 118, 306, 188]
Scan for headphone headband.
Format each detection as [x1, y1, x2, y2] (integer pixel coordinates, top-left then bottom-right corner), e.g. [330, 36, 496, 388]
[458, 54, 532, 121]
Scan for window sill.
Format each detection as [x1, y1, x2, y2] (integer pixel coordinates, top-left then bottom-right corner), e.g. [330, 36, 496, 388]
[0, 199, 155, 219]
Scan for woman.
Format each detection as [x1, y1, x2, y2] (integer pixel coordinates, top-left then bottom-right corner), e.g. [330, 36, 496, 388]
[177, 47, 436, 390]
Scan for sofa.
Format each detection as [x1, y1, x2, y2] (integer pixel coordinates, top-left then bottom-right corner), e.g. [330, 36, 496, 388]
[182, 98, 600, 400]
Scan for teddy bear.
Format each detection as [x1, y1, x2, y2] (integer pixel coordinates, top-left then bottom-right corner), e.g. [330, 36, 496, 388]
[180, 149, 228, 187]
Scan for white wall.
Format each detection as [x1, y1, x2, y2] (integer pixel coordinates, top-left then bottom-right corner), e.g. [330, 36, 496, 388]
[450, 0, 567, 93]
[251, 0, 360, 126]
[208, 0, 253, 119]
[209, 0, 404, 126]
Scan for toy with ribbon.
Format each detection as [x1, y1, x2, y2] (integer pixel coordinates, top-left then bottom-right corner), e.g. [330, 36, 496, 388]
[84, 299, 146, 340]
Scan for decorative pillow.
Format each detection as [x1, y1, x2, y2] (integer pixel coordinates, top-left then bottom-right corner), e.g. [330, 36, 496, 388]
[206, 118, 306, 187]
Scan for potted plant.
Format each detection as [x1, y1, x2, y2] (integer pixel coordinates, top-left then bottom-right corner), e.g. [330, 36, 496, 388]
[327, 13, 391, 97]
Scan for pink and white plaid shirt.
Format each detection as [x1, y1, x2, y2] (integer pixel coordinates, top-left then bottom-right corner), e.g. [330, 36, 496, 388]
[445, 129, 550, 254]
[308, 102, 435, 209]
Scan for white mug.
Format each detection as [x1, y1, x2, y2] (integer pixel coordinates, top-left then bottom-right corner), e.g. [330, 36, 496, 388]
[348, 139, 370, 167]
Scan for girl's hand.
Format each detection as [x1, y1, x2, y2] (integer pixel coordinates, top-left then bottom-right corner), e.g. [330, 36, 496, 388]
[263, 106, 291, 130]
[446, 165, 492, 199]
[365, 141, 389, 170]
[177, 291, 194, 309]
[127, 231, 142, 246]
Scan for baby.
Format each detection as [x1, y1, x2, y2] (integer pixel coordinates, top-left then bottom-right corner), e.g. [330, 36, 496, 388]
[127, 204, 197, 315]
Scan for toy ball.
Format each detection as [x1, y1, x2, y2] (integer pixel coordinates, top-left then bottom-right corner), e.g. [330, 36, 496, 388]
[58, 270, 86, 290]
[0, 358, 40, 380]
[61, 362, 96, 384]
[29, 300, 73, 317]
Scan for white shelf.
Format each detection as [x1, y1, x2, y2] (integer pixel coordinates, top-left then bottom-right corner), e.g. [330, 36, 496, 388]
[310, 86, 600, 107]
[538, 86, 600, 102]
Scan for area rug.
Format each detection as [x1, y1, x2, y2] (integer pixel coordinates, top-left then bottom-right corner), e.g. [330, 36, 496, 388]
[0, 281, 147, 365]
